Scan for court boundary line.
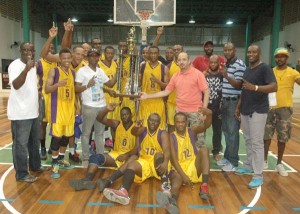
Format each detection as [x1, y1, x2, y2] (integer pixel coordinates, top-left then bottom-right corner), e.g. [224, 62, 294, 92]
[238, 186, 261, 214]
[0, 165, 21, 214]
[269, 152, 297, 172]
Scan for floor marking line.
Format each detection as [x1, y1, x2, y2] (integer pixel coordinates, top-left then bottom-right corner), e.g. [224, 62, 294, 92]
[39, 200, 64, 205]
[0, 165, 21, 214]
[0, 143, 12, 151]
[238, 186, 261, 214]
[136, 204, 160, 208]
[87, 202, 114, 207]
[0, 198, 14, 202]
[269, 152, 297, 172]
[240, 206, 265, 210]
[188, 205, 214, 209]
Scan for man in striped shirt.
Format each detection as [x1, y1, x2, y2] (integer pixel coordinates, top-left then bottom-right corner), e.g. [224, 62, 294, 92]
[218, 42, 246, 171]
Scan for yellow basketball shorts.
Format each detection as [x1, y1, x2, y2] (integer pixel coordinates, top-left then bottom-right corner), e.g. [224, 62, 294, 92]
[51, 123, 74, 138]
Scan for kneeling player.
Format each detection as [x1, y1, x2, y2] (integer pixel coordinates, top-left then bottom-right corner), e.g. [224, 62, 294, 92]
[103, 113, 171, 206]
[69, 103, 137, 191]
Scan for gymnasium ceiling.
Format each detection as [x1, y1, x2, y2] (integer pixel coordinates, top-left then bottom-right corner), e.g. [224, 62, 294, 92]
[31, 0, 274, 26]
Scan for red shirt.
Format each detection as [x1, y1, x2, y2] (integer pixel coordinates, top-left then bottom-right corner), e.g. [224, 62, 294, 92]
[192, 55, 226, 72]
[166, 66, 208, 112]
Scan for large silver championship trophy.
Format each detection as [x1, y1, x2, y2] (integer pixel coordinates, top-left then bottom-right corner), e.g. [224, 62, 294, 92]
[116, 27, 140, 99]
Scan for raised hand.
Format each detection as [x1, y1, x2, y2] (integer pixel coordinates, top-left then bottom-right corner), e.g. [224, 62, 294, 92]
[157, 26, 164, 35]
[64, 18, 74, 31]
[49, 21, 58, 38]
[219, 62, 228, 78]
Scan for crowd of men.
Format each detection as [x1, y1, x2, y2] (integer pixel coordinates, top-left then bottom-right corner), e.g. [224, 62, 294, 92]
[7, 19, 300, 213]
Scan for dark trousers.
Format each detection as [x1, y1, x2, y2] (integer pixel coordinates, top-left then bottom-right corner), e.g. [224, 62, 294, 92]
[211, 112, 222, 155]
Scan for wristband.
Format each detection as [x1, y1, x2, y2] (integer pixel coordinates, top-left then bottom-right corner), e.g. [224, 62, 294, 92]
[255, 85, 258, 91]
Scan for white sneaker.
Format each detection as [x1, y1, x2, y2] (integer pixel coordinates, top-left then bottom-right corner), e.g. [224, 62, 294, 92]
[217, 158, 228, 166]
[264, 161, 268, 170]
[276, 164, 288, 176]
[222, 162, 236, 172]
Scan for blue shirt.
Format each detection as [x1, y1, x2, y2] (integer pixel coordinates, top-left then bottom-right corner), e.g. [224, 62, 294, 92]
[222, 57, 246, 97]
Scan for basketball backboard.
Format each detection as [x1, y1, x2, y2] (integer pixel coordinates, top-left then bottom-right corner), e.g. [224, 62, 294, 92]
[114, 0, 176, 26]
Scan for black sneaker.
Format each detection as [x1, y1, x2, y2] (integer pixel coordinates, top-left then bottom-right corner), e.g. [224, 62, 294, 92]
[69, 152, 81, 163]
[69, 179, 96, 191]
[40, 147, 47, 160]
[97, 178, 111, 192]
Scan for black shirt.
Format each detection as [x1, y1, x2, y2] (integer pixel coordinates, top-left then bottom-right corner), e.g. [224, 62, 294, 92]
[240, 63, 276, 115]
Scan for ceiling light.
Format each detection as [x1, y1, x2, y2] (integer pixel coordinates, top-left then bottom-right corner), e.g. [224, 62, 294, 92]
[107, 15, 113, 23]
[71, 18, 78, 22]
[189, 16, 195, 24]
[226, 20, 233, 25]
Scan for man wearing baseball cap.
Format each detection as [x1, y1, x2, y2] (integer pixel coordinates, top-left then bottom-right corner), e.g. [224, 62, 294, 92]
[264, 47, 300, 176]
[75, 48, 118, 167]
[193, 41, 226, 73]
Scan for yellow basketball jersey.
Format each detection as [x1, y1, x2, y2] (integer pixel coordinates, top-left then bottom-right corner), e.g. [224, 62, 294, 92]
[141, 61, 164, 93]
[113, 123, 136, 153]
[139, 62, 166, 129]
[99, 60, 120, 119]
[171, 128, 197, 164]
[70, 61, 87, 73]
[37, 58, 56, 93]
[50, 67, 75, 126]
[167, 61, 180, 104]
[99, 60, 118, 93]
[138, 129, 164, 160]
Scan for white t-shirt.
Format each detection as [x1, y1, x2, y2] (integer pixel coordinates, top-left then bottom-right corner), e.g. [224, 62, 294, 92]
[7, 59, 39, 120]
[76, 65, 109, 107]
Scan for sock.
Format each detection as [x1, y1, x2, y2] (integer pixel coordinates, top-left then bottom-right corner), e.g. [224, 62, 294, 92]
[52, 155, 59, 165]
[161, 174, 168, 184]
[69, 148, 75, 155]
[85, 173, 94, 181]
[202, 174, 209, 183]
[41, 139, 46, 148]
[121, 169, 135, 191]
[58, 152, 65, 160]
[108, 170, 124, 184]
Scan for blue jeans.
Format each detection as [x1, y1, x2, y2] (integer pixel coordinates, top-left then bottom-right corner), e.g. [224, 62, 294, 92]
[11, 118, 41, 180]
[222, 99, 240, 167]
